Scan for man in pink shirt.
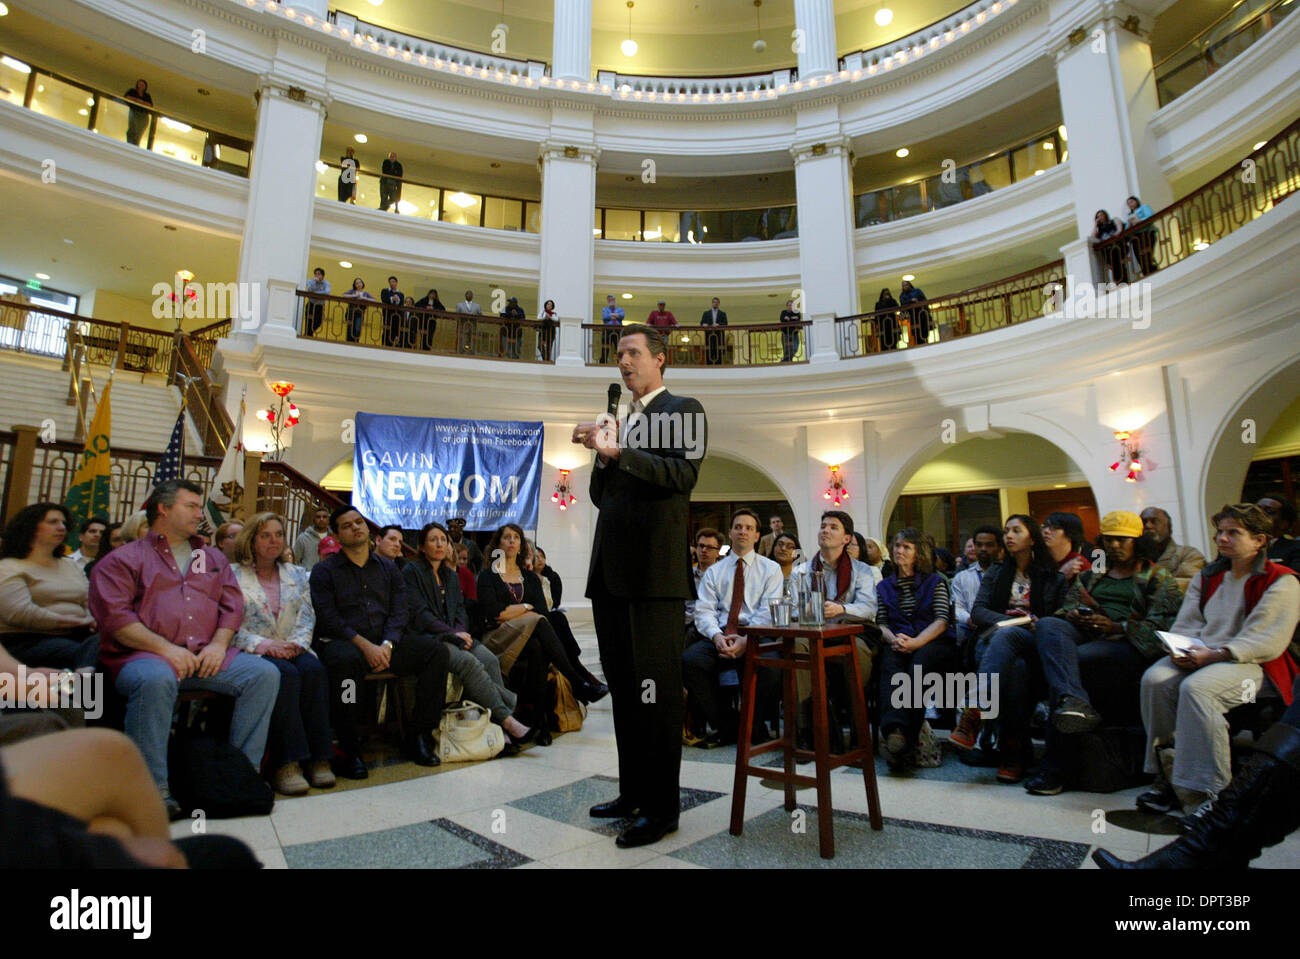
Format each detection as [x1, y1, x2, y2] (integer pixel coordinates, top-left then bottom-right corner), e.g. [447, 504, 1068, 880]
[647, 300, 677, 328]
[89, 480, 279, 819]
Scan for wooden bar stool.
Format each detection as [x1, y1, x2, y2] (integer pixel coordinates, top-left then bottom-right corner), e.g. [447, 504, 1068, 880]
[729, 623, 883, 859]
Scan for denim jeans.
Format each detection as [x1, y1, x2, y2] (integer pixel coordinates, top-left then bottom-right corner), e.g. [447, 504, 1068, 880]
[264, 652, 332, 769]
[878, 634, 957, 744]
[976, 626, 1040, 742]
[115, 652, 280, 790]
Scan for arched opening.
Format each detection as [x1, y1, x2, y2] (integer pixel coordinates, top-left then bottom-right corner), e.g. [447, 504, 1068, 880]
[885, 432, 1098, 552]
[690, 450, 796, 544]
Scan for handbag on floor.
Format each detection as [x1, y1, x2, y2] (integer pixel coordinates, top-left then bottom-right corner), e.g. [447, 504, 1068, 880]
[436, 701, 505, 762]
[916, 720, 943, 767]
[549, 668, 587, 733]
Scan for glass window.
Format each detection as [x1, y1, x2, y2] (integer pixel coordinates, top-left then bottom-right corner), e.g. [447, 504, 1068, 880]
[643, 211, 679, 242]
[1012, 143, 1049, 183]
[484, 196, 523, 231]
[151, 117, 207, 167]
[352, 170, 381, 207]
[0, 56, 31, 107]
[893, 182, 925, 220]
[94, 96, 132, 141]
[603, 208, 640, 241]
[855, 190, 891, 227]
[207, 141, 250, 176]
[968, 154, 1012, 193]
[30, 73, 93, 128]
[440, 189, 482, 226]
[525, 201, 542, 234]
[593, 208, 602, 239]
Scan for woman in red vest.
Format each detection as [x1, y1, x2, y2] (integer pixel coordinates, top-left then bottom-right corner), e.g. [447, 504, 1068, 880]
[1134, 503, 1300, 824]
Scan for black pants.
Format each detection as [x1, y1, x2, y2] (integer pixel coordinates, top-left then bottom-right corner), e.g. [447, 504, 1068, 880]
[3, 632, 99, 671]
[591, 588, 685, 820]
[507, 616, 586, 726]
[383, 309, 404, 347]
[318, 635, 450, 754]
[878, 634, 957, 745]
[264, 653, 333, 769]
[599, 328, 619, 363]
[379, 179, 400, 212]
[419, 318, 436, 351]
[304, 300, 323, 336]
[780, 328, 800, 362]
[546, 610, 593, 683]
[683, 637, 780, 736]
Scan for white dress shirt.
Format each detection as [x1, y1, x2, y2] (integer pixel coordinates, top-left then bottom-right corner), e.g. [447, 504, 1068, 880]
[694, 548, 784, 641]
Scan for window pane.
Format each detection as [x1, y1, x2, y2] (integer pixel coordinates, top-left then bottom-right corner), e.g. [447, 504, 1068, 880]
[968, 154, 1011, 192]
[30, 73, 92, 127]
[0, 57, 30, 107]
[525, 201, 541, 234]
[441, 190, 482, 226]
[855, 190, 891, 227]
[483, 196, 523, 231]
[892, 182, 925, 219]
[151, 117, 207, 167]
[643, 211, 679, 242]
[395, 181, 438, 219]
[604, 208, 639, 241]
[593, 207, 602, 239]
[764, 206, 798, 238]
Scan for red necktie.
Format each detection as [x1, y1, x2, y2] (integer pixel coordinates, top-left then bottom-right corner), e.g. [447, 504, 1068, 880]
[723, 555, 745, 634]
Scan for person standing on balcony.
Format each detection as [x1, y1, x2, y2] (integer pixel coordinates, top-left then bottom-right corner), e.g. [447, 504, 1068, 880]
[456, 289, 482, 353]
[537, 299, 558, 361]
[647, 299, 677, 329]
[379, 151, 403, 213]
[343, 277, 375, 343]
[414, 289, 445, 352]
[1090, 209, 1124, 281]
[600, 294, 625, 364]
[1124, 195, 1158, 276]
[380, 276, 405, 349]
[499, 296, 526, 359]
[700, 296, 727, 366]
[303, 268, 329, 338]
[874, 288, 900, 352]
[338, 147, 359, 204]
[123, 79, 152, 147]
[779, 299, 801, 362]
[899, 280, 932, 347]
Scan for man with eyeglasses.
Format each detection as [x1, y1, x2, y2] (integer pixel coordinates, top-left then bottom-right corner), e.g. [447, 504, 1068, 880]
[685, 528, 723, 634]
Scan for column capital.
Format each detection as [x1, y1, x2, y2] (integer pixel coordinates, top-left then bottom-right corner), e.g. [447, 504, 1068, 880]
[255, 74, 331, 115]
[789, 135, 852, 165]
[1045, 0, 1151, 62]
[538, 141, 601, 165]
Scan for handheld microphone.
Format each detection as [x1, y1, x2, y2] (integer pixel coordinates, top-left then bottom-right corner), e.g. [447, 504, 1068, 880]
[607, 383, 622, 419]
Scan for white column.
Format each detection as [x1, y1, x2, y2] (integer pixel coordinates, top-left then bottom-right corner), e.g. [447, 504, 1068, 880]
[552, 0, 593, 82]
[1050, 0, 1172, 238]
[538, 139, 599, 368]
[794, 0, 838, 79]
[237, 76, 328, 342]
[791, 134, 858, 364]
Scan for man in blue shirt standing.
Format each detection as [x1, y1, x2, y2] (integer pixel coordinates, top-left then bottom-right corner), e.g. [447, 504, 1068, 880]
[599, 293, 624, 363]
[1125, 195, 1158, 276]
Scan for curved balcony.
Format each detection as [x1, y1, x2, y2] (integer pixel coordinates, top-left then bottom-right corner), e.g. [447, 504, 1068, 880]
[580, 321, 812, 367]
[1154, 0, 1293, 106]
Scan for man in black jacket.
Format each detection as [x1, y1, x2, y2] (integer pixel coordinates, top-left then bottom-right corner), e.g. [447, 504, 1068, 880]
[572, 324, 707, 848]
[700, 297, 727, 366]
[380, 276, 405, 348]
[379, 151, 403, 212]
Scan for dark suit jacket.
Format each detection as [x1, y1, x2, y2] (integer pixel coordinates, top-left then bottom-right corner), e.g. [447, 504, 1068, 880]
[970, 560, 1067, 631]
[586, 389, 706, 600]
[402, 557, 469, 638]
[474, 567, 547, 636]
[700, 309, 728, 327]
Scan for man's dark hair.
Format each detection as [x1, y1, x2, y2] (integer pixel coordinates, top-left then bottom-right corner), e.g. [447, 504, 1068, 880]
[695, 527, 722, 548]
[1, 503, 71, 560]
[1258, 496, 1298, 528]
[377, 524, 403, 540]
[730, 508, 761, 530]
[80, 515, 109, 534]
[1044, 511, 1086, 550]
[387, 275, 398, 283]
[329, 504, 362, 534]
[145, 479, 203, 525]
[620, 323, 667, 365]
[971, 524, 1002, 544]
[313, 267, 325, 276]
[1214, 503, 1274, 539]
[821, 510, 854, 537]
[1127, 195, 1141, 205]
[772, 532, 801, 553]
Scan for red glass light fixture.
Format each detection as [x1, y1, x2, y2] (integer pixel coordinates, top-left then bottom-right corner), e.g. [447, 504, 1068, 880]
[1108, 430, 1142, 482]
[257, 382, 301, 461]
[552, 469, 576, 510]
[823, 464, 849, 506]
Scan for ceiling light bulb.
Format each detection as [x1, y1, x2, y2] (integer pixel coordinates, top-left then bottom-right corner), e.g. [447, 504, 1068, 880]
[314, 160, 329, 174]
[875, 7, 893, 25]
[448, 191, 477, 208]
[621, 38, 638, 56]
[895, 147, 909, 158]
[353, 133, 368, 143]
[338, 260, 352, 268]
[35, 272, 50, 280]
[902, 274, 915, 281]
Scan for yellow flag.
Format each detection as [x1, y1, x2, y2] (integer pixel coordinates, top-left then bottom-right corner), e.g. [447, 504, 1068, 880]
[64, 381, 112, 544]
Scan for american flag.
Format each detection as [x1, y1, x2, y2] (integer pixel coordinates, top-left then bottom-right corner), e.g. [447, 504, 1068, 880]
[154, 412, 186, 487]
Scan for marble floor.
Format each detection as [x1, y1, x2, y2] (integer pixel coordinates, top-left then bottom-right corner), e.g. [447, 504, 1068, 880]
[171, 622, 1300, 870]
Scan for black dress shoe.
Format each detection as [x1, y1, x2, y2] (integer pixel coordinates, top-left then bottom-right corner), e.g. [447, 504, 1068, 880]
[615, 815, 678, 848]
[576, 679, 609, 704]
[534, 726, 553, 747]
[590, 796, 639, 818]
[405, 731, 441, 767]
[332, 753, 369, 780]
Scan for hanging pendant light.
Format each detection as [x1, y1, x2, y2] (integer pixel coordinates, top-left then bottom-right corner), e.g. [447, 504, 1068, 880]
[621, 1, 638, 56]
[752, 0, 767, 52]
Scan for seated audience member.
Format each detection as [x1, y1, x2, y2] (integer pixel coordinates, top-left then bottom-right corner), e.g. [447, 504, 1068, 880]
[791, 511, 878, 740]
[1141, 506, 1206, 591]
[454, 543, 476, 599]
[1, 728, 260, 869]
[933, 547, 957, 577]
[1257, 496, 1300, 569]
[1042, 511, 1089, 581]
[959, 515, 1067, 782]
[474, 524, 602, 742]
[215, 521, 244, 563]
[859, 535, 893, 581]
[119, 510, 149, 544]
[293, 506, 331, 572]
[1095, 674, 1300, 869]
[1024, 511, 1182, 795]
[524, 544, 607, 699]
[310, 506, 451, 776]
[876, 528, 955, 771]
[957, 537, 978, 572]
[231, 513, 335, 796]
[1136, 504, 1300, 821]
[68, 516, 108, 570]
[534, 547, 562, 608]
[951, 525, 1003, 651]
[685, 528, 724, 637]
[757, 514, 784, 558]
[1090, 208, 1124, 279]
[375, 524, 406, 567]
[447, 517, 484, 573]
[403, 522, 535, 749]
[88, 480, 279, 819]
[0, 504, 99, 670]
[771, 532, 801, 587]
[687, 509, 784, 746]
[84, 522, 124, 577]
[874, 288, 900, 351]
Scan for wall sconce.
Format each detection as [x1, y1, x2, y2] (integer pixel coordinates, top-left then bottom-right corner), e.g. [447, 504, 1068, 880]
[551, 468, 576, 510]
[255, 381, 299, 461]
[1107, 430, 1143, 483]
[823, 464, 849, 506]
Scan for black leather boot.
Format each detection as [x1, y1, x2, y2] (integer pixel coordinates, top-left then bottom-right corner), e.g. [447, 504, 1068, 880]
[1093, 722, 1300, 869]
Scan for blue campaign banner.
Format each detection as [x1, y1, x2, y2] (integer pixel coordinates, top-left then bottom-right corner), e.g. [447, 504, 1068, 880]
[353, 412, 544, 529]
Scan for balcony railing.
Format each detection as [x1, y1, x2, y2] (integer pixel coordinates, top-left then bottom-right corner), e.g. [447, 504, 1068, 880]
[0, 50, 253, 176]
[1094, 115, 1300, 283]
[315, 160, 541, 232]
[581, 321, 812, 367]
[596, 69, 793, 100]
[0, 299, 179, 376]
[854, 128, 1064, 227]
[295, 290, 558, 363]
[1154, 0, 1294, 106]
[834, 261, 1065, 358]
[332, 10, 546, 80]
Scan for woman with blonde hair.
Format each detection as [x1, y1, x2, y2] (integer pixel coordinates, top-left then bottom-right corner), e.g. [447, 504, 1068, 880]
[231, 513, 334, 795]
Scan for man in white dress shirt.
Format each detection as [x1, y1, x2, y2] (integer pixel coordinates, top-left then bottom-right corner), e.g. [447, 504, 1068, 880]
[685, 508, 784, 746]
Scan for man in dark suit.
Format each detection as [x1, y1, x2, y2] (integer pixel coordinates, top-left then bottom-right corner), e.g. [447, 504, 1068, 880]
[379, 151, 403, 212]
[700, 296, 727, 366]
[380, 275, 405, 348]
[572, 323, 707, 848]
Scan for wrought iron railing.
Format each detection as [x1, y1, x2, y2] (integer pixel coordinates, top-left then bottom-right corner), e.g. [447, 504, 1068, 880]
[835, 261, 1065, 358]
[581, 321, 812, 367]
[188, 319, 231, 371]
[1154, 0, 1294, 106]
[174, 334, 234, 456]
[0, 299, 176, 375]
[295, 290, 558, 363]
[1094, 116, 1300, 283]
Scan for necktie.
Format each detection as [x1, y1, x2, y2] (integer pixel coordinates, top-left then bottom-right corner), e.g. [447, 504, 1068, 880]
[723, 555, 745, 634]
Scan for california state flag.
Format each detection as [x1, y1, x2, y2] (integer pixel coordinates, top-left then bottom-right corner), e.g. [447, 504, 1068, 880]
[203, 397, 246, 531]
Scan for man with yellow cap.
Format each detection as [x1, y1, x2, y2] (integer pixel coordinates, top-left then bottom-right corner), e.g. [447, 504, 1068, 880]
[1024, 510, 1183, 796]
